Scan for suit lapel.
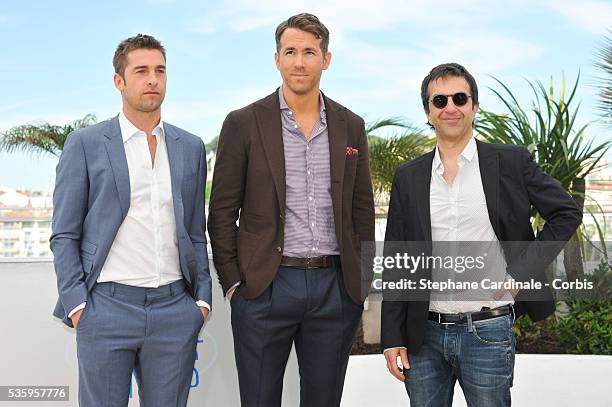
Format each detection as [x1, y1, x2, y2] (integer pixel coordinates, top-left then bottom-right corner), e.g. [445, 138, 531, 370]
[476, 140, 501, 239]
[416, 151, 434, 246]
[164, 124, 185, 230]
[103, 116, 130, 220]
[254, 91, 286, 215]
[324, 95, 347, 244]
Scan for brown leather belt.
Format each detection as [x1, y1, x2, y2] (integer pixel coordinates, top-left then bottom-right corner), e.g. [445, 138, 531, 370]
[280, 255, 341, 269]
[428, 305, 514, 325]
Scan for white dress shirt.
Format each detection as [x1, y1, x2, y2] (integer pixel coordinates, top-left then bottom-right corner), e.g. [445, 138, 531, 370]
[429, 137, 513, 313]
[384, 137, 512, 354]
[69, 112, 210, 317]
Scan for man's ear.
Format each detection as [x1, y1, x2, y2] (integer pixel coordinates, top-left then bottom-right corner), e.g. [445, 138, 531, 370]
[322, 52, 332, 70]
[113, 73, 125, 91]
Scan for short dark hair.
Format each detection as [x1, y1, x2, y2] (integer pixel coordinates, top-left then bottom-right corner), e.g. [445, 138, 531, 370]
[113, 34, 166, 77]
[275, 13, 330, 54]
[420, 63, 478, 114]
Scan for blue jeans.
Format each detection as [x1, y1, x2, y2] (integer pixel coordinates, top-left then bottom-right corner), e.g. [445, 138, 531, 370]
[404, 314, 516, 407]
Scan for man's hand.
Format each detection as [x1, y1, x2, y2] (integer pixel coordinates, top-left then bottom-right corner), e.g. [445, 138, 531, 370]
[199, 306, 209, 320]
[71, 309, 84, 328]
[493, 287, 519, 301]
[384, 348, 410, 382]
[226, 285, 238, 302]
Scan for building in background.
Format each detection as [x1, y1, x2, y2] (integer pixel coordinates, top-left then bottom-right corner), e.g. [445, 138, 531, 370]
[0, 187, 53, 258]
[584, 161, 612, 239]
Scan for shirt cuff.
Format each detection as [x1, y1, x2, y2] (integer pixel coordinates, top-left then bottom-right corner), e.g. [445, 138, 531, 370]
[226, 282, 241, 300]
[68, 302, 86, 318]
[383, 346, 407, 354]
[196, 300, 211, 312]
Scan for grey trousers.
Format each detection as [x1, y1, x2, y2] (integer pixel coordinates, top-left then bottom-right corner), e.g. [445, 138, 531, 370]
[76, 280, 204, 407]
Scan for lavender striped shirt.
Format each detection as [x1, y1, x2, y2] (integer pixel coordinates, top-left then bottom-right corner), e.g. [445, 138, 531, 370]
[279, 88, 339, 257]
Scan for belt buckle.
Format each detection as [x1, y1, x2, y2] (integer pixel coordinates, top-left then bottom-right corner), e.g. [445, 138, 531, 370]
[438, 313, 454, 325]
[306, 258, 312, 268]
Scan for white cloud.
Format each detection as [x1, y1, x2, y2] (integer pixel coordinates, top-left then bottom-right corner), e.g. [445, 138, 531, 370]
[545, 0, 612, 34]
[186, 0, 497, 37]
[323, 29, 542, 106]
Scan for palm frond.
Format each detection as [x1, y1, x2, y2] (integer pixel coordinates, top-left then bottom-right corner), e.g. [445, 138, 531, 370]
[476, 74, 610, 195]
[594, 29, 612, 123]
[0, 113, 97, 157]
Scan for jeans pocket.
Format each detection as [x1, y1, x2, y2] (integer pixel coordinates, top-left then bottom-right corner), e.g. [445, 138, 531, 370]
[472, 316, 512, 346]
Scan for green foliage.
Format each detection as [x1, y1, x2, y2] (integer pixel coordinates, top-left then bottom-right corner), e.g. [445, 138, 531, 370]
[515, 260, 612, 354]
[0, 113, 97, 157]
[476, 74, 610, 194]
[205, 136, 219, 154]
[585, 259, 612, 300]
[554, 299, 612, 355]
[514, 315, 564, 354]
[366, 117, 435, 196]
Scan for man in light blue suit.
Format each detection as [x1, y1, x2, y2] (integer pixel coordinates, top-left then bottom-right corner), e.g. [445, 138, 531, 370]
[50, 34, 211, 407]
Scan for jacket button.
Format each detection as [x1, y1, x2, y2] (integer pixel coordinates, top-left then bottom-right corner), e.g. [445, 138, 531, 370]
[276, 246, 282, 253]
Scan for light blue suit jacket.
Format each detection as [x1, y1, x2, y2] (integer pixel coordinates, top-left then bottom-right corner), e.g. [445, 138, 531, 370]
[51, 115, 212, 327]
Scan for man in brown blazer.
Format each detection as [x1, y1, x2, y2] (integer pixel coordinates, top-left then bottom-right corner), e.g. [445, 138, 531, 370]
[208, 12, 375, 407]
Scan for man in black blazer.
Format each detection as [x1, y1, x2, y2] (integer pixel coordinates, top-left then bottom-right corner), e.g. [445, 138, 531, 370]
[380, 63, 582, 407]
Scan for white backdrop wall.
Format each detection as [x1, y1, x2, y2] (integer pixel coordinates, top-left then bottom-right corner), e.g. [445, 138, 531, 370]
[1, 260, 611, 407]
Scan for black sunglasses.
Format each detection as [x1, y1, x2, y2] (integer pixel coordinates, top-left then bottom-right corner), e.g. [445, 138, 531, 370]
[430, 92, 471, 109]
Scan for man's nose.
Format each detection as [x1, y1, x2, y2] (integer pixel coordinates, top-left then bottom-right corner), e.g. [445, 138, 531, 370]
[147, 72, 158, 86]
[444, 97, 459, 112]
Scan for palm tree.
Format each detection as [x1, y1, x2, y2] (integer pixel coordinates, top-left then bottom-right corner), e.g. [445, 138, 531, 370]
[595, 29, 612, 125]
[476, 75, 611, 282]
[367, 117, 435, 199]
[0, 113, 97, 157]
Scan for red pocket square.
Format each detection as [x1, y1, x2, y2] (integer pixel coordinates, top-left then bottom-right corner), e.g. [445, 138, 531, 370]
[346, 147, 359, 156]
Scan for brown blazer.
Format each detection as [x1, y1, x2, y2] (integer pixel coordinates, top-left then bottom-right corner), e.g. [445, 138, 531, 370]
[208, 89, 375, 304]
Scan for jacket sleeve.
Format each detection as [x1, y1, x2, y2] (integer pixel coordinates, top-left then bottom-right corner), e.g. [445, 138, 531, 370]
[506, 148, 583, 283]
[191, 139, 212, 306]
[352, 117, 376, 296]
[50, 131, 89, 326]
[380, 171, 409, 350]
[207, 112, 247, 294]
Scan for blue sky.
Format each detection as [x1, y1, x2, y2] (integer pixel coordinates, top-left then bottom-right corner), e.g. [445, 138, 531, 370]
[1, 0, 611, 191]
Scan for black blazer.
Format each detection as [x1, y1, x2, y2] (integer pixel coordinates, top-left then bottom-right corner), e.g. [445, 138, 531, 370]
[380, 139, 582, 354]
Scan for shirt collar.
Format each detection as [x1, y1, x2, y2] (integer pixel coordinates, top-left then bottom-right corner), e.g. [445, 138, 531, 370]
[433, 137, 477, 173]
[278, 87, 326, 119]
[118, 111, 165, 144]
